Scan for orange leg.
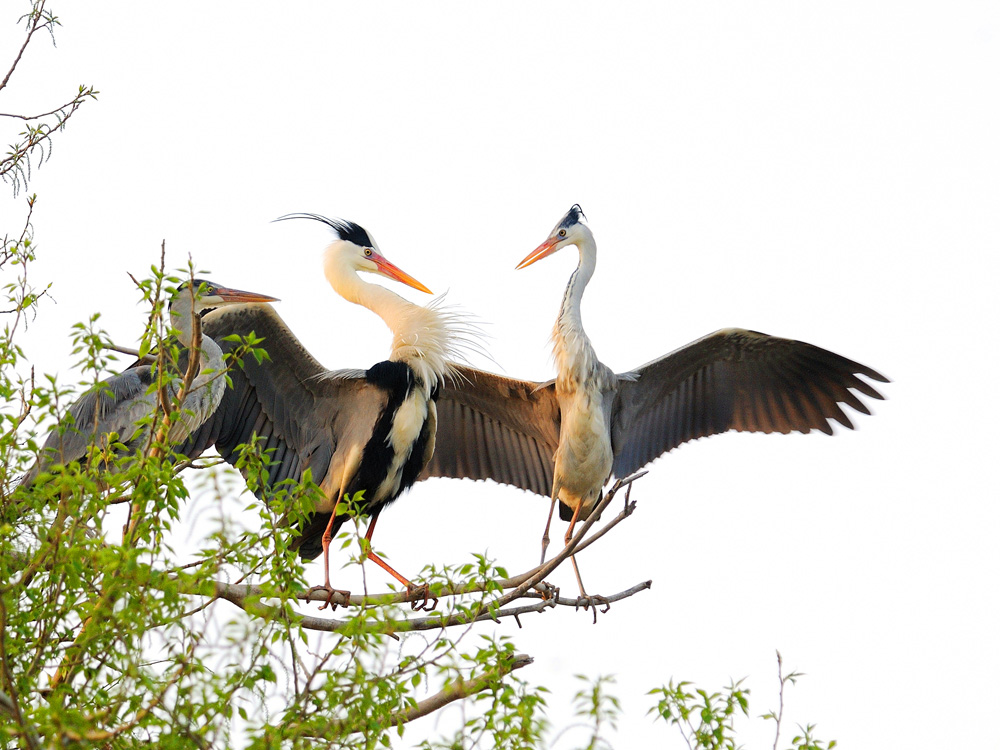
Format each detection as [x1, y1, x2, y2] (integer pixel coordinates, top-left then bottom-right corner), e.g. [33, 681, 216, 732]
[306, 490, 352, 611]
[363, 514, 437, 612]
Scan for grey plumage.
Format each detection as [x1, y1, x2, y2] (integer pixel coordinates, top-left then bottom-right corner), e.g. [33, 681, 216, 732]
[21, 280, 276, 486]
[423, 328, 887, 516]
[184, 307, 887, 526]
[509, 206, 888, 581]
[182, 302, 432, 559]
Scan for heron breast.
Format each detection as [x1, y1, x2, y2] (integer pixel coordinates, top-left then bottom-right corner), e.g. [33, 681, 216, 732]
[371, 388, 430, 503]
[388, 390, 429, 455]
[554, 391, 613, 499]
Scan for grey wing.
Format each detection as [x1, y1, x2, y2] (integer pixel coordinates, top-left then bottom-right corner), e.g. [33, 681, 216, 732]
[35, 367, 155, 470]
[179, 303, 370, 493]
[418, 364, 560, 498]
[610, 328, 889, 479]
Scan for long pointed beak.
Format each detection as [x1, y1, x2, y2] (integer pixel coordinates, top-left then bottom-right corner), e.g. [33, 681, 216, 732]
[373, 255, 433, 294]
[516, 237, 559, 270]
[214, 286, 280, 304]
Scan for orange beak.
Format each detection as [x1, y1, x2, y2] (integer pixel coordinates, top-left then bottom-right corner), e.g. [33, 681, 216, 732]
[373, 253, 433, 294]
[516, 237, 560, 270]
[213, 286, 280, 304]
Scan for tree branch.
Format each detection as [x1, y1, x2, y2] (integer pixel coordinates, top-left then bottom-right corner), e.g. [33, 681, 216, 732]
[0, 0, 49, 93]
[206, 577, 652, 635]
[101, 342, 156, 364]
[280, 652, 534, 739]
[178, 473, 652, 635]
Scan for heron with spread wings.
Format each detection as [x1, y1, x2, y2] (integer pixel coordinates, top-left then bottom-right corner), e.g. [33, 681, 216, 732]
[504, 204, 888, 600]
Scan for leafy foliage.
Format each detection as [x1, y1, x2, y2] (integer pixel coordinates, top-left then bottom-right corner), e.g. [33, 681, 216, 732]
[0, 4, 840, 748]
[1, 1, 98, 197]
[1, 250, 547, 747]
[648, 653, 837, 750]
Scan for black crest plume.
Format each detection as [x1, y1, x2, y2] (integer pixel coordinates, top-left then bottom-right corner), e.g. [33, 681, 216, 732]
[274, 213, 374, 248]
[559, 204, 587, 229]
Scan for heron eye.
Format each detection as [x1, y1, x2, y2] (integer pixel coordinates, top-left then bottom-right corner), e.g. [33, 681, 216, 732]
[364, 248, 373, 257]
[558, 229, 567, 238]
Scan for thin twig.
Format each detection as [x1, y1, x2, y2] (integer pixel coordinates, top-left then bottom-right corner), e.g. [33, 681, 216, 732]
[772, 650, 785, 750]
[103, 343, 156, 364]
[0, 0, 47, 92]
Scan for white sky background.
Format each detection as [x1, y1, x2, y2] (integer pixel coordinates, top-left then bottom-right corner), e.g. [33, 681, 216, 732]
[4, 2, 999, 747]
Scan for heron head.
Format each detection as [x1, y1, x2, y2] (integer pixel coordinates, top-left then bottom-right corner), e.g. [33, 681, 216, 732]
[173, 279, 278, 317]
[276, 212, 432, 295]
[516, 204, 590, 270]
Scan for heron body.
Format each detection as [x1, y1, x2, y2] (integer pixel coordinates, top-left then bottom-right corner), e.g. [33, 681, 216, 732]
[545, 216, 617, 523]
[183, 214, 471, 605]
[308, 228, 445, 533]
[514, 204, 890, 587]
[21, 280, 276, 486]
[187, 305, 441, 559]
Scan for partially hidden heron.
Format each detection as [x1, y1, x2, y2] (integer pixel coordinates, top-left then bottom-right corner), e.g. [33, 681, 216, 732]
[509, 204, 890, 601]
[183, 214, 478, 609]
[21, 279, 277, 486]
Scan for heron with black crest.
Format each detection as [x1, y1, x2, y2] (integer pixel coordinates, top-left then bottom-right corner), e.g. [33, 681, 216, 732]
[183, 214, 479, 610]
[509, 204, 889, 606]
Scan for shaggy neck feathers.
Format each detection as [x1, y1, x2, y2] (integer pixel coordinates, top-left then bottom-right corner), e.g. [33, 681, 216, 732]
[324, 244, 469, 391]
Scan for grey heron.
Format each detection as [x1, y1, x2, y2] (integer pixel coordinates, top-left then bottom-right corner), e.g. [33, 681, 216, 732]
[22, 279, 277, 486]
[182, 207, 886, 611]
[510, 204, 889, 599]
[183, 214, 476, 609]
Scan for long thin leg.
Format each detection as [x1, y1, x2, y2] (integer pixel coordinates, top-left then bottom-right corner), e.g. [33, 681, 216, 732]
[565, 503, 611, 623]
[362, 515, 409, 586]
[564, 503, 587, 597]
[539, 486, 560, 565]
[363, 514, 437, 611]
[307, 483, 352, 610]
[319, 490, 346, 590]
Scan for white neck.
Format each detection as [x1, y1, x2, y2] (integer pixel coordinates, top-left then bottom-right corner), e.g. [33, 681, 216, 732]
[325, 246, 461, 390]
[552, 227, 601, 387]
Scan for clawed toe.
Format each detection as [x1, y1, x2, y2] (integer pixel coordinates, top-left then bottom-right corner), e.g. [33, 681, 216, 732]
[406, 583, 438, 611]
[534, 581, 560, 601]
[307, 584, 351, 611]
[574, 594, 611, 623]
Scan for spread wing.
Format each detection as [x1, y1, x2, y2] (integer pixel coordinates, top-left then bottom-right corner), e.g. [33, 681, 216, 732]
[419, 365, 560, 498]
[180, 303, 380, 495]
[610, 328, 888, 479]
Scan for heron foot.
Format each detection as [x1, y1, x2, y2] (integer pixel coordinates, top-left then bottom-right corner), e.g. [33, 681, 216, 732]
[534, 581, 560, 601]
[307, 584, 352, 611]
[406, 583, 438, 612]
[574, 594, 611, 624]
